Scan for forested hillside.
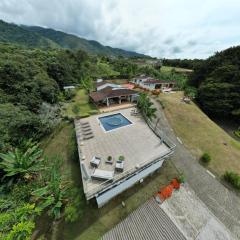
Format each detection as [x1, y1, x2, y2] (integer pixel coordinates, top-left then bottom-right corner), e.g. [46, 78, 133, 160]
[24, 26, 147, 58]
[0, 19, 146, 57]
[0, 20, 59, 49]
[190, 46, 240, 119]
[0, 43, 120, 150]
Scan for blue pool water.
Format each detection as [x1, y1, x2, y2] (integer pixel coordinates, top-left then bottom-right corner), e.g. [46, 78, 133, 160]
[99, 113, 132, 132]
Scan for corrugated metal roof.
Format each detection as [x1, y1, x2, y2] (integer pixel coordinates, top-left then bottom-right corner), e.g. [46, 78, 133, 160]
[102, 198, 186, 240]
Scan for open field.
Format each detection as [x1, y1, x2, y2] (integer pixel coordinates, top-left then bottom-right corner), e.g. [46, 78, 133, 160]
[41, 122, 179, 240]
[161, 66, 193, 73]
[62, 89, 98, 118]
[160, 91, 240, 176]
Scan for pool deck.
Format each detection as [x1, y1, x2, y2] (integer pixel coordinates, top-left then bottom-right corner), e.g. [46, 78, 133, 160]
[75, 108, 173, 200]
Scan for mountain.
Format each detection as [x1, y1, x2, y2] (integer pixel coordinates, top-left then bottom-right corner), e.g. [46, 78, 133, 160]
[24, 26, 146, 57]
[0, 20, 59, 49]
[0, 19, 146, 57]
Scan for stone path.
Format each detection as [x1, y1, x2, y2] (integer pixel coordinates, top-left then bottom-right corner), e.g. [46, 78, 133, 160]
[151, 97, 240, 239]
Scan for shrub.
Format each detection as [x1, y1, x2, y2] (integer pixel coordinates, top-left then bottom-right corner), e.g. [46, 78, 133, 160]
[157, 99, 166, 109]
[72, 104, 80, 114]
[201, 152, 211, 164]
[79, 113, 90, 118]
[177, 173, 185, 183]
[64, 188, 85, 223]
[224, 171, 240, 190]
[234, 129, 240, 138]
[118, 155, 125, 161]
[107, 156, 112, 161]
[64, 89, 76, 100]
[89, 109, 99, 115]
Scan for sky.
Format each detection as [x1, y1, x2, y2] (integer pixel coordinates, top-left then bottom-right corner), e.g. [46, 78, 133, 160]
[0, 0, 240, 59]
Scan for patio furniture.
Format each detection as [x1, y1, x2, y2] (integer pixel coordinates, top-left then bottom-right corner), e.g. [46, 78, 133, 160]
[115, 160, 124, 172]
[90, 156, 101, 167]
[91, 169, 114, 181]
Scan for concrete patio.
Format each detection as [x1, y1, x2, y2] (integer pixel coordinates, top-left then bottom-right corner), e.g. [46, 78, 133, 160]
[75, 107, 172, 200]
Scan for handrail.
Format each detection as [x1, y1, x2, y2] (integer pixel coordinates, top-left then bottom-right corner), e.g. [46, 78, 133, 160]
[85, 148, 173, 197]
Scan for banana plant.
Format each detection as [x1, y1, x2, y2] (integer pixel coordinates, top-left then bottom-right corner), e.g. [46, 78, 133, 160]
[0, 140, 44, 180]
[32, 157, 71, 219]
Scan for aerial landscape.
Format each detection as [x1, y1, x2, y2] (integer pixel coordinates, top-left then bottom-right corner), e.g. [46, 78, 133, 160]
[0, 0, 240, 239]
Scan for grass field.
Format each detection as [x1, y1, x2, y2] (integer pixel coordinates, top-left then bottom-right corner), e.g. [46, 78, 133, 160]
[161, 66, 193, 73]
[62, 89, 98, 118]
[160, 91, 240, 176]
[41, 122, 179, 240]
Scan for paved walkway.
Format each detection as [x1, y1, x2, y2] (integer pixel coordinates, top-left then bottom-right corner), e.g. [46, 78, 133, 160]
[151, 97, 240, 239]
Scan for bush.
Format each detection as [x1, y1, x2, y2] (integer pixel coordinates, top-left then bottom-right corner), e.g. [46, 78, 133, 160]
[79, 113, 90, 118]
[107, 156, 112, 161]
[177, 173, 185, 183]
[201, 152, 211, 164]
[224, 171, 240, 190]
[89, 109, 99, 115]
[64, 89, 76, 100]
[118, 155, 125, 161]
[157, 99, 166, 109]
[72, 104, 80, 114]
[64, 188, 85, 223]
[234, 129, 240, 138]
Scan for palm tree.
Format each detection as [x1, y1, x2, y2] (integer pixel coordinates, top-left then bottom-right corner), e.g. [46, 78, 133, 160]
[0, 140, 44, 180]
[137, 93, 157, 120]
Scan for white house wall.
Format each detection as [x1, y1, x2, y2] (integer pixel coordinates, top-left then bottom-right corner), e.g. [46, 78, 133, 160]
[96, 159, 165, 207]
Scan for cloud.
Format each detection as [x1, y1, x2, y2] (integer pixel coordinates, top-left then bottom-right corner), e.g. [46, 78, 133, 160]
[0, 0, 240, 59]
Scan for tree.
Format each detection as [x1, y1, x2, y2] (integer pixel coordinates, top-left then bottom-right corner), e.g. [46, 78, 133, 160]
[0, 203, 40, 240]
[137, 93, 157, 120]
[0, 140, 44, 180]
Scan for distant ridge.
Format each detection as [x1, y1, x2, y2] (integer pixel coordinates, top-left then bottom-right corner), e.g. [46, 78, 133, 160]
[0, 19, 147, 57]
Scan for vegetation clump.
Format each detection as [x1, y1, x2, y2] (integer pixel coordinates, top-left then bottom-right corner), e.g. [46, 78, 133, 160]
[201, 152, 211, 164]
[177, 173, 185, 184]
[224, 171, 240, 190]
[118, 155, 125, 161]
[137, 93, 157, 120]
[234, 127, 240, 139]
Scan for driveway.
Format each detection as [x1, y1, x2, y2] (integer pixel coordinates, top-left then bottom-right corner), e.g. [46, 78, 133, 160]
[151, 97, 240, 239]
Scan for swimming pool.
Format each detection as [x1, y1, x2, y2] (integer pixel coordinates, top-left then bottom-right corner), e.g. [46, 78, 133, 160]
[98, 113, 132, 132]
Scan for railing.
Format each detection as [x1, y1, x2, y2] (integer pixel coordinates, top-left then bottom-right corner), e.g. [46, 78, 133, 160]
[85, 148, 173, 198]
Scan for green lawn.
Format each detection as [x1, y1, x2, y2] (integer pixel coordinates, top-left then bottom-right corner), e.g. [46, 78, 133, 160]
[62, 88, 98, 118]
[161, 66, 193, 73]
[41, 123, 179, 240]
[160, 91, 240, 176]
